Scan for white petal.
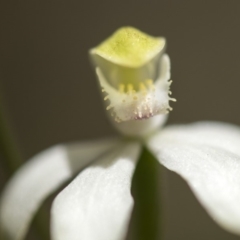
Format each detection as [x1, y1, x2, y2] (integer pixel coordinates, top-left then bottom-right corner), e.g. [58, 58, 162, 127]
[51, 141, 141, 240]
[0, 138, 119, 240]
[153, 121, 240, 155]
[147, 121, 240, 235]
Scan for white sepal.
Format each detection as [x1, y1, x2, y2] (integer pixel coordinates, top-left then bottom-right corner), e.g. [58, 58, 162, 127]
[147, 121, 240, 235]
[51, 141, 141, 240]
[0, 138, 119, 240]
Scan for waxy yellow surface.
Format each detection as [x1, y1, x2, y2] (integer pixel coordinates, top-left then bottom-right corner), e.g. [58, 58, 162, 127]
[90, 27, 165, 68]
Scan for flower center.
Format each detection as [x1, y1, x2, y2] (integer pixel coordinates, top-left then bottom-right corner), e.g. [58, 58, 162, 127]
[90, 27, 176, 125]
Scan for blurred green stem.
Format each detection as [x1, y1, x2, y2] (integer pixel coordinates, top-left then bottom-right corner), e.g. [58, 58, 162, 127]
[127, 145, 163, 240]
[0, 97, 22, 175]
[0, 95, 50, 240]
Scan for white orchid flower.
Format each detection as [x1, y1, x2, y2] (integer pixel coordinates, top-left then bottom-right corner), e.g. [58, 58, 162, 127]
[1, 27, 240, 240]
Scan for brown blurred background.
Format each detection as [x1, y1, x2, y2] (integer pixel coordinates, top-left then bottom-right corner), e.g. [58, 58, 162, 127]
[1, 0, 240, 239]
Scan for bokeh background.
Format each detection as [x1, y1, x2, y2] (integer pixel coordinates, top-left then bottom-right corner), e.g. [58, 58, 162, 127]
[1, 0, 240, 239]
